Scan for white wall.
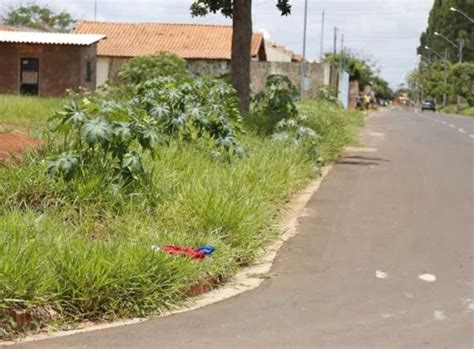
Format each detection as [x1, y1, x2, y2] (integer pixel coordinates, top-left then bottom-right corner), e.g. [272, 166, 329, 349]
[96, 57, 110, 87]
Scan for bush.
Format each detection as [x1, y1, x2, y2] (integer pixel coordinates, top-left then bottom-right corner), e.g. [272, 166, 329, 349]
[248, 74, 299, 134]
[48, 76, 245, 188]
[117, 52, 192, 85]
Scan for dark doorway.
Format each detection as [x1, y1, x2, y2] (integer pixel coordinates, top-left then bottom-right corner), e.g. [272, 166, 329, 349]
[20, 58, 39, 95]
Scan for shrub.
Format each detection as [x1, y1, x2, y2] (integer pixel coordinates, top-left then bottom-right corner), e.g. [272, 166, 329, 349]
[48, 76, 245, 187]
[249, 74, 299, 134]
[117, 52, 192, 85]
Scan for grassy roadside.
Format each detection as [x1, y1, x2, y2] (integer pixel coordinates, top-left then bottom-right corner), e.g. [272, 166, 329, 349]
[0, 95, 65, 128]
[439, 104, 474, 117]
[0, 97, 363, 339]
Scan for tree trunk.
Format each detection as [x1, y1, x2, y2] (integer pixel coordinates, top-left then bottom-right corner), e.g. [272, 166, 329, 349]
[231, 0, 252, 115]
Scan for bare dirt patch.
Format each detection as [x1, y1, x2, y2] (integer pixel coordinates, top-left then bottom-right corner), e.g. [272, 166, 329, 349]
[0, 131, 42, 162]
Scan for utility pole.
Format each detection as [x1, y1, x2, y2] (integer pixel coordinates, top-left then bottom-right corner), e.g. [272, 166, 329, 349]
[319, 11, 325, 61]
[94, 0, 97, 20]
[459, 38, 463, 63]
[331, 26, 338, 97]
[340, 33, 344, 64]
[300, 0, 308, 100]
[443, 48, 448, 107]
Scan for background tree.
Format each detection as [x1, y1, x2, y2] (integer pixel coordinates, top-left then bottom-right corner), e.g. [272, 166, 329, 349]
[190, 0, 292, 114]
[449, 62, 474, 106]
[371, 76, 393, 101]
[406, 62, 455, 104]
[324, 52, 392, 99]
[2, 4, 75, 32]
[417, 0, 474, 63]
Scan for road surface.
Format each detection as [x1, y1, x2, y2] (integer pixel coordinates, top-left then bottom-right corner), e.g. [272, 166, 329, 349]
[15, 109, 474, 348]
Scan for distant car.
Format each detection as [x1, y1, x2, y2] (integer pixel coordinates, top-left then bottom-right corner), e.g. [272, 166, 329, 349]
[421, 100, 436, 112]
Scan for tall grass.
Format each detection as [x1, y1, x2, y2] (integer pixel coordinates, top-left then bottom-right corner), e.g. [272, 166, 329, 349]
[0, 100, 363, 338]
[0, 95, 65, 128]
[440, 104, 474, 117]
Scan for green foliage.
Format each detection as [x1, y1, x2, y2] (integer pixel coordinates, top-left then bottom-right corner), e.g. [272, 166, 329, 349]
[418, 0, 473, 63]
[324, 52, 374, 89]
[2, 4, 75, 32]
[449, 62, 474, 106]
[46, 152, 79, 179]
[190, 0, 291, 17]
[317, 85, 339, 103]
[117, 53, 192, 86]
[0, 98, 363, 338]
[0, 95, 65, 128]
[407, 61, 459, 104]
[324, 52, 392, 100]
[249, 74, 299, 134]
[371, 76, 393, 100]
[48, 76, 245, 185]
[272, 114, 320, 161]
[300, 100, 365, 162]
[440, 104, 474, 117]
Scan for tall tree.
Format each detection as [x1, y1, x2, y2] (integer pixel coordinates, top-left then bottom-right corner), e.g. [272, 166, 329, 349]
[2, 4, 75, 32]
[417, 0, 474, 63]
[191, 0, 292, 114]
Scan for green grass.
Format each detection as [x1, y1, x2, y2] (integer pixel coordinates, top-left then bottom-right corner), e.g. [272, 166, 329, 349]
[440, 104, 474, 117]
[0, 95, 65, 128]
[0, 100, 363, 339]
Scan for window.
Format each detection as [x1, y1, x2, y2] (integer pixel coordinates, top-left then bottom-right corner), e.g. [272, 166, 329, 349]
[85, 60, 92, 83]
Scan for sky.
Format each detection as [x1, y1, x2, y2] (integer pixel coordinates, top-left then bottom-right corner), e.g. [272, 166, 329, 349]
[0, 0, 434, 88]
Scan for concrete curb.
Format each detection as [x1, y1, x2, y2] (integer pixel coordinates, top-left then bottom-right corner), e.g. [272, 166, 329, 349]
[4, 165, 333, 346]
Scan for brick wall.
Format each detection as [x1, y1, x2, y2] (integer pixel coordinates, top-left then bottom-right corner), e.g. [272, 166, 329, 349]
[0, 43, 97, 96]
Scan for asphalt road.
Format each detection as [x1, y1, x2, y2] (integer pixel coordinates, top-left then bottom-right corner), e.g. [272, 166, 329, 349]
[14, 109, 474, 349]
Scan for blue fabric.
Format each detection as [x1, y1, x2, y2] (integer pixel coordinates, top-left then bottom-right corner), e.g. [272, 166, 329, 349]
[196, 245, 215, 255]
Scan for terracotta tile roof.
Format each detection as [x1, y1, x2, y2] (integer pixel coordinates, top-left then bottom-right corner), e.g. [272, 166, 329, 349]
[0, 23, 18, 31]
[75, 21, 264, 60]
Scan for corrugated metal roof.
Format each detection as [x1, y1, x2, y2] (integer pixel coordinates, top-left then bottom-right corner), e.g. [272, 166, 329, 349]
[0, 31, 105, 46]
[74, 21, 264, 60]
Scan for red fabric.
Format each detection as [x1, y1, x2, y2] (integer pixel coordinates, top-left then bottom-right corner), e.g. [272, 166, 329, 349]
[162, 245, 205, 260]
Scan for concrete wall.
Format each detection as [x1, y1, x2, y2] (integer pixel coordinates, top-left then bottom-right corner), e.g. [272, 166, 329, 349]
[349, 80, 360, 109]
[0, 43, 97, 96]
[96, 56, 333, 99]
[250, 61, 330, 98]
[96, 57, 230, 87]
[96, 57, 110, 87]
[187, 59, 229, 77]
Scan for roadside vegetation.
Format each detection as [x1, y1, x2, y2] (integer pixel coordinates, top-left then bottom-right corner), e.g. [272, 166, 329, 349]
[0, 95, 65, 128]
[406, 1, 473, 116]
[439, 104, 474, 118]
[0, 54, 363, 339]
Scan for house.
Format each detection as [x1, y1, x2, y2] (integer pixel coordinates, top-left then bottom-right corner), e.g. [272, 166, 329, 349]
[0, 31, 105, 96]
[265, 40, 304, 63]
[74, 21, 266, 86]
